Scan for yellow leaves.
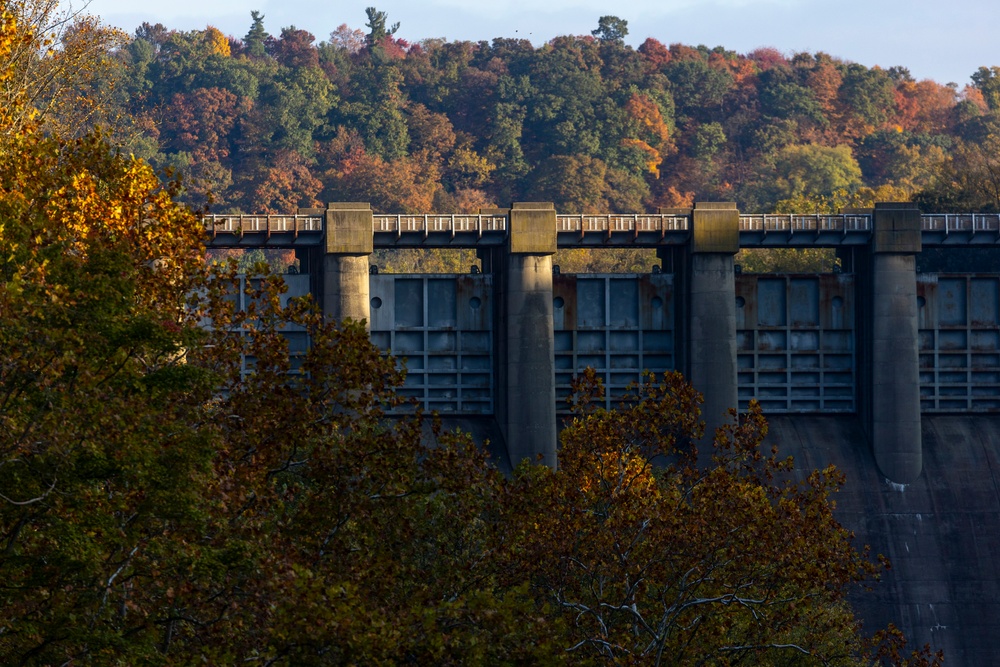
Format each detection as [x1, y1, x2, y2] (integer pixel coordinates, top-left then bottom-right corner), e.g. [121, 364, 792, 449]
[0, 10, 32, 133]
[446, 147, 496, 189]
[0, 12, 21, 70]
[577, 448, 658, 499]
[0, 0, 128, 139]
[621, 137, 662, 177]
[204, 26, 231, 57]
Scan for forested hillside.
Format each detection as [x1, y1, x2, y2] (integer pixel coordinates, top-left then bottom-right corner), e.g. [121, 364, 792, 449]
[92, 9, 1000, 216]
[0, 7, 954, 662]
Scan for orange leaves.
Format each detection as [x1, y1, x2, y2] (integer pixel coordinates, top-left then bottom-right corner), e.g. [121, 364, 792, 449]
[623, 92, 674, 177]
[625, 92, 672, 145]
[248, 149, 322, 213]
[893, 79, 957, 135]
[164, 87, 251, 162]
[325, 145, 441, 213]
[637, 37, 670, 69]
[621, 137, 662, 177]
[500, 374, 889, 662]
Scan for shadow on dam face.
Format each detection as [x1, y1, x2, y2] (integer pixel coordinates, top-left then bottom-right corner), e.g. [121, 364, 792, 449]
[764, 414, 1000, 664]
[440, 413, 1000, 662]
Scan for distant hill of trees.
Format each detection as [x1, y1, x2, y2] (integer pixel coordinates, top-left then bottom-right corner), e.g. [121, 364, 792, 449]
[80, 9, 1000, 217]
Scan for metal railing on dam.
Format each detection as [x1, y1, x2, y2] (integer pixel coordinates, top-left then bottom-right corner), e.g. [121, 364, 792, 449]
[206, 202, 1000, 484]
[205, 214, 323, 244]
[204, 210, 1000, 248]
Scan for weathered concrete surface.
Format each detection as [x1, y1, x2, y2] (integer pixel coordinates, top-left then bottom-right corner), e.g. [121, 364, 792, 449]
[691, 201, 739, 254]
[871, 254, 922, 482]
[765, 415, 1000, 664]
[873, 202, 922, 255]
[322, 254, 370, 325]
[322, 202, 373, 326]
[689, 253, 738, 433]
[325, 202, 374, 255]
[502, 253, 557, 467]
[509, 202, 557, 255]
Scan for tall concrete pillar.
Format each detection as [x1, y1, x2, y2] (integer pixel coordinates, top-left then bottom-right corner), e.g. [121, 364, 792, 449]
[322, 202, 373, 326]
[686, 203, 740, 436]
[867, 203, 922, 483]
[496, 203, 558, 468]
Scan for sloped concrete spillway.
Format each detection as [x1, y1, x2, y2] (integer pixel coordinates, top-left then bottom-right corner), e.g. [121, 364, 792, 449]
[447, 414, 1000, 662]
[765, 415, 1000, 664]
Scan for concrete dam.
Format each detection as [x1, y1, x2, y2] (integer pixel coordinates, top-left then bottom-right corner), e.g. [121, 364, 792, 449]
[208, 202, 1000, 662]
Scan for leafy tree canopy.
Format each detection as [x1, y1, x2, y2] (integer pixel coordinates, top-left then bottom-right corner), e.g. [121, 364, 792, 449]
[592, 15, 628, 44]
[0, 11, 946, 663]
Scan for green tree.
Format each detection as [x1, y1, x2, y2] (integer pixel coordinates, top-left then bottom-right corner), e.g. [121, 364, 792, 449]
[244, 10, 268, 57]
[528, 154, 610, 211]
[665, 55, 734, 123]
[757, 65, 826, 128]
[837, 63, 896, 138]
[364, 6, 399, 48]
[691, 121, 726, 160]
[919, 130, 1000, 211]
[772, 143, 863, 200]
[971, 66, 1000, 111]
[592, 15, 628, 45]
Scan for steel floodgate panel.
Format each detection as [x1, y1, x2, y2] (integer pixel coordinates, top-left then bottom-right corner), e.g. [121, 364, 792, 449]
[552, 274, 675, 413]
[918, 274, 1000, 412]
[369, 274, 494, 414]
[224, 274, 312, 378]
[736, 274, 856, 413]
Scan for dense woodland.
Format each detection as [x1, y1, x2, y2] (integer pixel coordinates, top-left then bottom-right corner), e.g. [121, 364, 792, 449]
[0, 3, 961, 662]
[21, 5, 1000, 272]
[47, 8, 1000, 219]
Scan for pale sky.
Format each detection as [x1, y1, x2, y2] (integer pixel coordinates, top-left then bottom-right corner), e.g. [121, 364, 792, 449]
[86, 0, 996, 86]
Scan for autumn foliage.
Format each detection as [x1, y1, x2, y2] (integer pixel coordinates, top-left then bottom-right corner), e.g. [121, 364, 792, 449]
[18, 7, 993, 272]
[0, 8, 950, 665]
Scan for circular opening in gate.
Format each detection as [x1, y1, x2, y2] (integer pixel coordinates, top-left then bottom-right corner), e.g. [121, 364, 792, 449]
[469, 296, 482, 310]
[735, 296, 745, 308]
[370, 297, 383, 309]
[553, 296, 565, 309]
[651, 296, 663, 309]
[832, 296, 844, 308]
[917, 296, 926, 308]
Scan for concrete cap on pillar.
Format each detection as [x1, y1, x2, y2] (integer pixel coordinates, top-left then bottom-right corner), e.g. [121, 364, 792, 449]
[691, 202, 739, 254]
[509, 202, 557, 255]
[325, 202, 373, 255]
[873, 202, 922, 254]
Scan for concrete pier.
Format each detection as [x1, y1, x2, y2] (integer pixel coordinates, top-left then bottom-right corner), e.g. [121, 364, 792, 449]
[497, 203, 558, 467]
[322, 203, 372, 326]
[308, 200, 927, 481]
[868, 203, 922, 482]
[687, 203, 740, 436]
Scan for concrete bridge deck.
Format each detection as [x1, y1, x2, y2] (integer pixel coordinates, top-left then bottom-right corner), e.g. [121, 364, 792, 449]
[204, 210, 1000, 248]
